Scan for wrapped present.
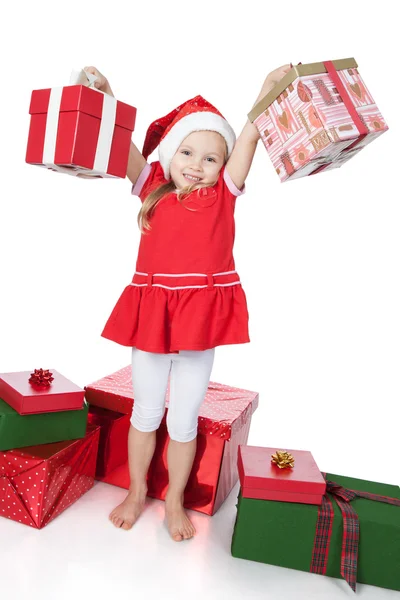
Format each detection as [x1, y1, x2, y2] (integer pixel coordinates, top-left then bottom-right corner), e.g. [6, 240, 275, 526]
[231, 472, 400, 592]
[87, 405, 130, 478]
[248, 58, 388, 182]
[85, 365, 259, 515]
[0, 397, 88, 451]
[0, 368, 84, 415]
[238, 446, 326, 504]
[26, 69, 137, 179]
[0, 423, 100, 528]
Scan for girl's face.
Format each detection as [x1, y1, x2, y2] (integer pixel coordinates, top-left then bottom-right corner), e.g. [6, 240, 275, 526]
[170, 131, 227, 188]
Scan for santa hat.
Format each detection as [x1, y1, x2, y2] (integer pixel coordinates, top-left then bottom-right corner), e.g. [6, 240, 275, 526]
[142, 95, 236, 180]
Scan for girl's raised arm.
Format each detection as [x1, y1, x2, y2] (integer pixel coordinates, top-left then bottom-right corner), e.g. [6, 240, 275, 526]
[126, 141, 147, 186]
[84, 66, 147, 186]
[225, 64, 291, 191]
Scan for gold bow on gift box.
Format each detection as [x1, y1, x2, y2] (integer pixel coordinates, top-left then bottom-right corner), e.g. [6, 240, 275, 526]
[271, 450, 295, 469]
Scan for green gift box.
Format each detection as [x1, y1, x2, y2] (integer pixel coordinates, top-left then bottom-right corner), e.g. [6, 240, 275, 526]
[231, 472, 400, 592]
[0, 397, 89, 451]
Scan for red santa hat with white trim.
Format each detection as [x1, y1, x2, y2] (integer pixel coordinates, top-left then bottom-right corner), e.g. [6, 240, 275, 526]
[142, 95, 236, 180]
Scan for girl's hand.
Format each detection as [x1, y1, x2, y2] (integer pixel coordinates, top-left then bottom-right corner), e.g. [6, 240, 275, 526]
[83, 66, 114, 96]
[265, 63, 292, 87]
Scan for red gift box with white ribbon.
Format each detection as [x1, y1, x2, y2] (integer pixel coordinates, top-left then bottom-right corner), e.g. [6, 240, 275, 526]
[26, 69, 137, 179]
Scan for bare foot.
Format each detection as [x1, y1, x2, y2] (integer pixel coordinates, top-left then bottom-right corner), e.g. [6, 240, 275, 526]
[109, 487, 147, 531]
[165, 495, 196, 542]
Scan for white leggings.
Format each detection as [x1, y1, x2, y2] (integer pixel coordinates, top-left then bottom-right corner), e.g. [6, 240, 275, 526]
[130, 347, 215, 443]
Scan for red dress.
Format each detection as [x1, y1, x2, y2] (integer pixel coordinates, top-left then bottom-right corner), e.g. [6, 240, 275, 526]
[101, 161, 250, 353]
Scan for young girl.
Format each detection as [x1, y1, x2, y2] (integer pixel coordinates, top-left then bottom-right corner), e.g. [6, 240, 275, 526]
[85, 64, 290, 541]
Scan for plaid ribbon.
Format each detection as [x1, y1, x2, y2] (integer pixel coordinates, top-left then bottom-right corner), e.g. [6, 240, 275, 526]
[310, 473, 400, 591]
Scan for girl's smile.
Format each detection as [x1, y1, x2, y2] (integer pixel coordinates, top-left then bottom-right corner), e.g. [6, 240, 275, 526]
[170, 130, 227, 189]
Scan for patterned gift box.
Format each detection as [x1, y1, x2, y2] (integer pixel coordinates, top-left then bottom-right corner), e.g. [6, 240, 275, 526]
[231, 472, 400, 592]
[238, 446, 326, 505]
[248, 58, 388, 182]
[0, 423, 100, 528]
[26, 72, 137, 179]
[85, 365, 259, 515]
[0, 369, 85, 415]
[0, 397, 89, 451]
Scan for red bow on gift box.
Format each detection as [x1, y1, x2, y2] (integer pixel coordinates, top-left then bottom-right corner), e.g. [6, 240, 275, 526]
[29, 369, 54, 387]
[310, 473, 400, 592]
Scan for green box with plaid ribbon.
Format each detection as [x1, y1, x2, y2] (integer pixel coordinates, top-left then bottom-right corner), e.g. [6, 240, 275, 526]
[231, 472, 400, 592]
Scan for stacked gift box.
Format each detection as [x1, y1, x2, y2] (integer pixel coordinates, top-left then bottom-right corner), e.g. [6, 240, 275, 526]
[0, 369, 100, 528]
[0, 364, 260, 527]
[231, 446, 400, 592]
[85, 365, 259, 515]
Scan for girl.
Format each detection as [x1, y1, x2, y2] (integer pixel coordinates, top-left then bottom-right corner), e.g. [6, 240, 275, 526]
[85, 64, 290, 541]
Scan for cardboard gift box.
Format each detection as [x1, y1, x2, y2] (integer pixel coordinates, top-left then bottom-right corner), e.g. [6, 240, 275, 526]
[87, 404, 130, 478]
[26, 70, 137, 179]
[231, 471, 400, 592]
[85, 365, 259, 515]
[248, 58, 388, 182]
[0, 397, 89, 451]
[0, 423, 100, 528]
[0, 369, 85, 415]
[238, 446, 326, 504]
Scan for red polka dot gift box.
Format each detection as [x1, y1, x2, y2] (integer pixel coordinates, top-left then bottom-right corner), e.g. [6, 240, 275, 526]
[85, 365, 259, 516]
[0, 423, 100, 528]
[26, 69, 137, 179]
[0, 369, 85, 415]
[248, 58, 388, 182]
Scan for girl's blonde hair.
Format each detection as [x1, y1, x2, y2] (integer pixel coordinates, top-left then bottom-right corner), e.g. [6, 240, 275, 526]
[137, 135, 228, 233]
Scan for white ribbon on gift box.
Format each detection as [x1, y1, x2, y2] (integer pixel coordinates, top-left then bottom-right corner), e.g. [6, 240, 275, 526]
[42, 69, 118, 178]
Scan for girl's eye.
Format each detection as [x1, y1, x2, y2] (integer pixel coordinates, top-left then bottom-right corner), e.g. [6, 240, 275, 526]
[181, 150, 215, 162]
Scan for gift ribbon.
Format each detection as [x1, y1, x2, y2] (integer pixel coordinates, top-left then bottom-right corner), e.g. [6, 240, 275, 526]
[309, 61, 369, 176]
[42, 69, 118, 177]
[310, 473, 400, 592]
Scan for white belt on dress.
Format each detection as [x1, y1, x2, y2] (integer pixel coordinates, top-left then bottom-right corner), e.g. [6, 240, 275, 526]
[129, 270, 241, 290]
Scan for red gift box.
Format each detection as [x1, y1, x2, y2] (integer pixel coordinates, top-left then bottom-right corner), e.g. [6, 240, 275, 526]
[238, 446, 326, 505]
[0, 369, 85, 415]
[85, 366, 259, 515]
[87, 405, 130, 478]
[0, 423, 100, 528]
[26, 84, 136, 178]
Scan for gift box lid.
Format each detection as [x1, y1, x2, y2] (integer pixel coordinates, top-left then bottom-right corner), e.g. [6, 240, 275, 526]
[0, 369, 84, 414]
[29, 85, 136, 132]
[238, 445, 326, 496]
[85, 365, 259, 440]
[248, 57, 358, 122]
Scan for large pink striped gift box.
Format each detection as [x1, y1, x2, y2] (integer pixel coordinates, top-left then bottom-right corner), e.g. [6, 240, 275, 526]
[248, 58, 388, 182]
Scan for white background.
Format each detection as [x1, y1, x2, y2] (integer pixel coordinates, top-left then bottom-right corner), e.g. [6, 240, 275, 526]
[1, 1, 399, 599]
